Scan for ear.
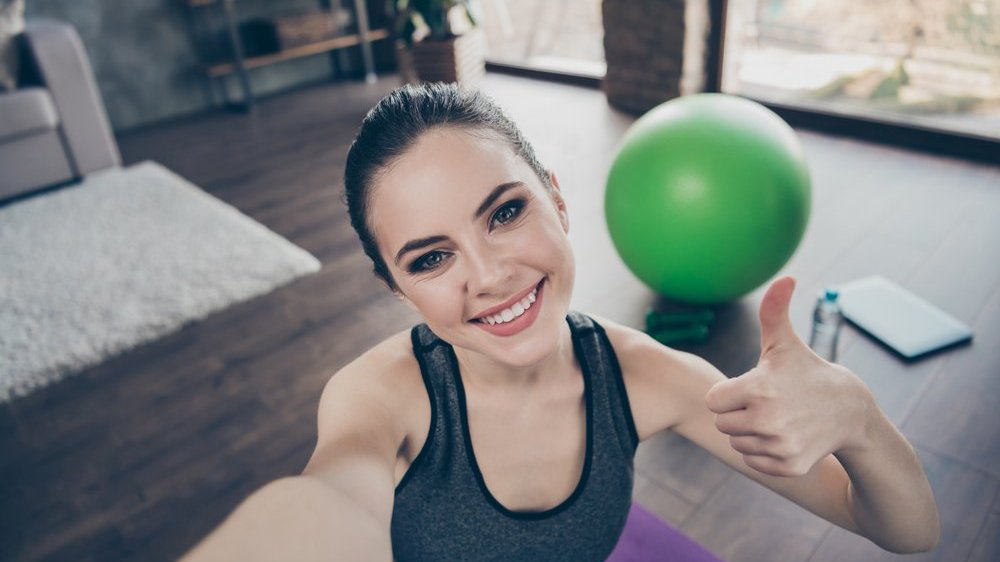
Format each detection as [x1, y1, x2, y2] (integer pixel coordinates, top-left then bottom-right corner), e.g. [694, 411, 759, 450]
[549, 171, 570, 234]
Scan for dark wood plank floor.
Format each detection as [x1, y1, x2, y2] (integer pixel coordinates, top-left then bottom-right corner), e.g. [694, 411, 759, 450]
[2, 73, 998, 562]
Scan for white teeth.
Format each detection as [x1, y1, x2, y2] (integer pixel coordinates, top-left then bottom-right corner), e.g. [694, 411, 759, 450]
[479, 286, 539, 325]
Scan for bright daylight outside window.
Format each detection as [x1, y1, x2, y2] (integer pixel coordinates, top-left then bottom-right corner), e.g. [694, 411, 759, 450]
[722, 0, 1000, 139]
[477, 0, 606, 77]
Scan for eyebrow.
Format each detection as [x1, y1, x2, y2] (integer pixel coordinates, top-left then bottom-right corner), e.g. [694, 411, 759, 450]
[393, 181, 525, 266]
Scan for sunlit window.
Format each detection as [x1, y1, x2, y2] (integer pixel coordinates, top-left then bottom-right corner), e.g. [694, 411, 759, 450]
[477, 0, 606, 77]
[722, 0, 1000, 139]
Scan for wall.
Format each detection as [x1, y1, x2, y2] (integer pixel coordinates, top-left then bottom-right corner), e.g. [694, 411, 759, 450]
[25, 0, 391, 132]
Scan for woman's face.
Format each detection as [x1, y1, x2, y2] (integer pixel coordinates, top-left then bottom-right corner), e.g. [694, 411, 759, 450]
[370, 127, 575, 368]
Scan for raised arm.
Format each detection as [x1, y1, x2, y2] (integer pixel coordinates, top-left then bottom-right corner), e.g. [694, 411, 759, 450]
[181, 350, 406, 562]
[598, 277, 939, 554]
[696, 277, 938, 552]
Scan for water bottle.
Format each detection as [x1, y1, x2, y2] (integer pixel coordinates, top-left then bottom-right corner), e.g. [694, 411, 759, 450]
[809, 287, 843, 362]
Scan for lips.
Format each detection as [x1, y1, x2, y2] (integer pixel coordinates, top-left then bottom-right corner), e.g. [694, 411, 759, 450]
[470, 278, 545, 322]
[470, 278, 545, 337]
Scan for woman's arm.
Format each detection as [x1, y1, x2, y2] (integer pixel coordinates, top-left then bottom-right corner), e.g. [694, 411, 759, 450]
[181, 344, 409, 561]
[603, 277, 939, 553]
[179, 474, 392, 562]
[676, 352, 938, 553]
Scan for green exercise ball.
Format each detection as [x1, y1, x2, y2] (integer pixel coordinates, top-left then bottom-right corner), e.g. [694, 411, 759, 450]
[604, 94, 811, 304]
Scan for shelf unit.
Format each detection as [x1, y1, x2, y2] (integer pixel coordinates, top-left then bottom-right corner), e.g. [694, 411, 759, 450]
[186, 0, 389, 111]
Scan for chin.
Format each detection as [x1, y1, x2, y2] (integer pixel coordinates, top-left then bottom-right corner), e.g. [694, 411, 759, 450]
[448, 272, 574, 364]
[488, 300, 570, 367]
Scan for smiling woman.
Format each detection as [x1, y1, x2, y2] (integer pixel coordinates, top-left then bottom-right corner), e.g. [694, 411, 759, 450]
[180, 83, 939, 562]
[367, 129, 575, 371]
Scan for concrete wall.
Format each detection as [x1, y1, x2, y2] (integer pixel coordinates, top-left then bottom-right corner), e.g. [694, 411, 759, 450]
[25, 0, 388, 132]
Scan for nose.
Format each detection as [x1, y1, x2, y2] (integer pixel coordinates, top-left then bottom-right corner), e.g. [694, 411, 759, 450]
[464, 241, 514, 297]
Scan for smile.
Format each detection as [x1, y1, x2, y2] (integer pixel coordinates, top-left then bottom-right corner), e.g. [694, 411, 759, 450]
[470, 278, 546, 337]
[476, 286, 537, 325]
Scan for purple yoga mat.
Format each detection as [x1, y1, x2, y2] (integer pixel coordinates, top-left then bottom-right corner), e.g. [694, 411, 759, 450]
[605, 503, 724, 562]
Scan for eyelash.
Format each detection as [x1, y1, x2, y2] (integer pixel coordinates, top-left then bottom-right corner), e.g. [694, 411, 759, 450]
[407, 199, 527, 274]
[492, 199, 524, 226]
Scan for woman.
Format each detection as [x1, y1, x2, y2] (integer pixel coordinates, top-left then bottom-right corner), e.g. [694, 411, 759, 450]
[183, 83, 939, 561]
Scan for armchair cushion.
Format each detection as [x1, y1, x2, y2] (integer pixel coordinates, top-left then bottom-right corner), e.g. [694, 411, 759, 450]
[0, 18, 121, 202]
[22, 20, 120, 175]
[0, 0, 25, 91]
[0, 87, 57, 142]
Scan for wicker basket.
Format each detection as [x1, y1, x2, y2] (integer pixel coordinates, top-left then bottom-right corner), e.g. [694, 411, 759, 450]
[240, 9, 353, 54]
[408, 29, 486, 84]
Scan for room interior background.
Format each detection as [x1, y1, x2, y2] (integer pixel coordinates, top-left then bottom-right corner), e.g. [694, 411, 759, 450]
[3, 1, 999, 561]
[24, 0, 393, 132]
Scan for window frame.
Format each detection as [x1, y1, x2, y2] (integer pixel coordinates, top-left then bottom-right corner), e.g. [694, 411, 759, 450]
[483, 0, 999, 164]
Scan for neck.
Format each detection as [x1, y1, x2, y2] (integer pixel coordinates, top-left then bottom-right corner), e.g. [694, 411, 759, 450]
[452, 320, 576, 394]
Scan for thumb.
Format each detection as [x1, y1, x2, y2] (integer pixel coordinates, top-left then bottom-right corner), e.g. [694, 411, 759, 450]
[759, 276, 799, 356]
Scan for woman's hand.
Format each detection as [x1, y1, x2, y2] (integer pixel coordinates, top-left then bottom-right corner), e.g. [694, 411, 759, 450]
[705, 276, 876, 477]
[702, 276, 938, 551]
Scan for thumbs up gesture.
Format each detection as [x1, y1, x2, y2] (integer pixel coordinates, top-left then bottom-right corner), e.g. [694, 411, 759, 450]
[705, 276, 875, 477]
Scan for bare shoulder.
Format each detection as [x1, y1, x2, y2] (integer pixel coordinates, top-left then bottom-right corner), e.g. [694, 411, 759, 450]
[307, 327, 425, 472]
[325, 327, 420, 391]
[299, 328, 425, 529]
[316, 327, 423, 437]
[586, 312, 727, 441]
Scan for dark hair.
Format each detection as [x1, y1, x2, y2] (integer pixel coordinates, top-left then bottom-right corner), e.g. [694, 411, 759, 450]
[343, 82, 552, 293]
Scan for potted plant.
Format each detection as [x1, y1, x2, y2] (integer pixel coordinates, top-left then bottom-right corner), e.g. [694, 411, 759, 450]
[392, 0, 485, 84]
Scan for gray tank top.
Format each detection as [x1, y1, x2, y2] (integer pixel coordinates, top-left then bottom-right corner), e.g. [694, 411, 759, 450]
[390, 311, 640, 561]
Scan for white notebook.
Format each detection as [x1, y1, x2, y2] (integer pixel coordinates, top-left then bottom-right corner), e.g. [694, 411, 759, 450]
[837, 276, 974, 360]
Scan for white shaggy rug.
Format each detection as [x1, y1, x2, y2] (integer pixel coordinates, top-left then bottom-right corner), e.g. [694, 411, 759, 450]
[0, 161, 322, 403]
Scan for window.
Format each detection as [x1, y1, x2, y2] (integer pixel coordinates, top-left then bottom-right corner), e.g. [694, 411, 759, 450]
[721, 0, 1000, 140]
[478, 0, 606, 77]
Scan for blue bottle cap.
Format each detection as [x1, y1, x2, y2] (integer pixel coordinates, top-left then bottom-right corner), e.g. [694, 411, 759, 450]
[824, 287, 839, 302]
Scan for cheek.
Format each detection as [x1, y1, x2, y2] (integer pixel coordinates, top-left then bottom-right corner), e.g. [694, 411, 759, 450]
[413, 280, 465, 320]
[537, 218, 573, 263]
[509, 218, 574, 278]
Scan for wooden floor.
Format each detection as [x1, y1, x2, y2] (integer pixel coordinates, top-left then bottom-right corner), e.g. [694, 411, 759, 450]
[2, 73, 998, 562]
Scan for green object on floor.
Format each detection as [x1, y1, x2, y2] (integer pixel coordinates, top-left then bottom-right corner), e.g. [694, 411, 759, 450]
[647, 323, 710, 345]
[645, 309, 715, 331]
[644, 307, 714, 345]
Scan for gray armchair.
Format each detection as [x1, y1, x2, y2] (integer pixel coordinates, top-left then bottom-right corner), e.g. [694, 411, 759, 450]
[0, 19, 120, 202]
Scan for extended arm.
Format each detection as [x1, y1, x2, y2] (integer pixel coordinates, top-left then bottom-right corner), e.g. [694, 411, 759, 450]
[181, 353, 404, 561]
[179, 474, 391, 562]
